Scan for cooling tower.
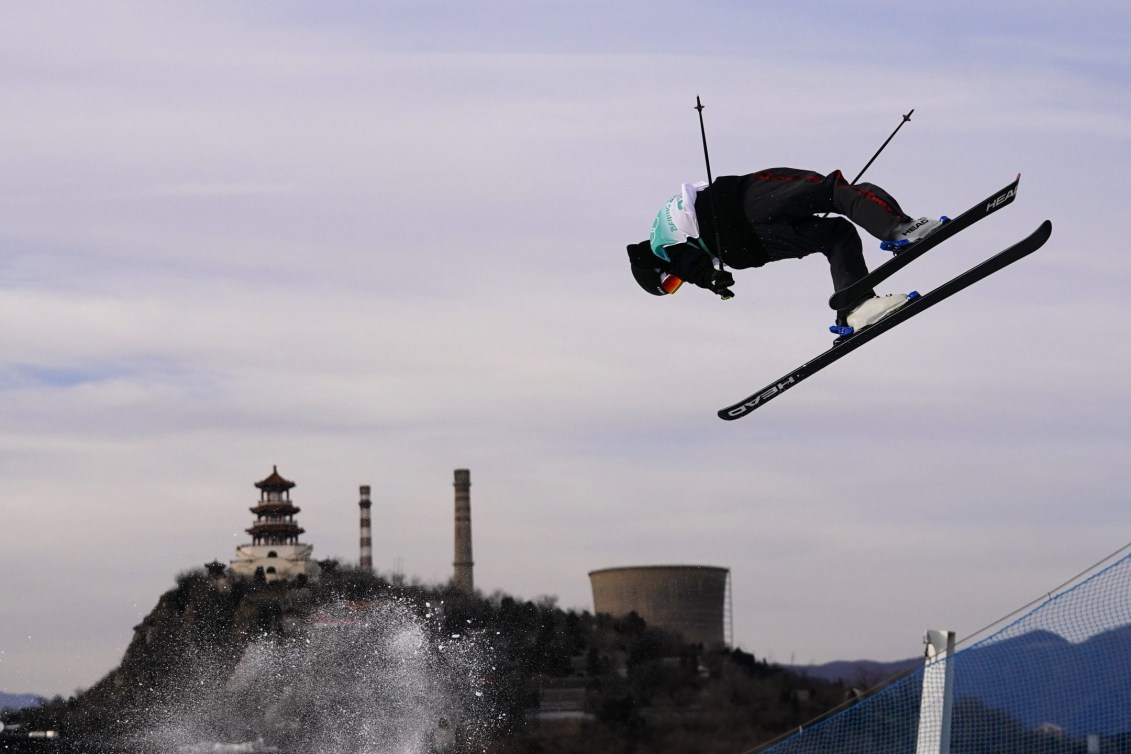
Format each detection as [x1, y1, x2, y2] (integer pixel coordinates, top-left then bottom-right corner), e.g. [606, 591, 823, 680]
[589, 565, 729, 647]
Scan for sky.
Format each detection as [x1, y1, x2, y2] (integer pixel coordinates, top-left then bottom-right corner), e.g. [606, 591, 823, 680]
[1, 1, 1130, 698]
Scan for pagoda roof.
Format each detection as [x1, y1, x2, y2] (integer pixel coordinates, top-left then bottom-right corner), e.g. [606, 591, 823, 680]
[247, 524, 305, 538]
[255, 465, 296, 490]
[249, 502, 301, 514]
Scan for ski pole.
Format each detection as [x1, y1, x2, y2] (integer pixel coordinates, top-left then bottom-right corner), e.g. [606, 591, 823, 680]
[849, 108, 914, 186]
[821, 108, 914, 219]
[694, 95, 730, 298]
[695, 95, 716, 191]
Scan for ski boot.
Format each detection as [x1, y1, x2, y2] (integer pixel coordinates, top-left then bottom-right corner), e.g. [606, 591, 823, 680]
[829, 292, 920, 341]
[881, 216, 950, 251]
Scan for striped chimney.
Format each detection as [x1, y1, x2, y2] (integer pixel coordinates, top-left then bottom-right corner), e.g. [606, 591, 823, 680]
[359, 485, 373, 571]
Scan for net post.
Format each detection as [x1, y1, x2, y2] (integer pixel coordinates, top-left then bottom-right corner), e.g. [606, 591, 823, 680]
[915, 629, 956, 754]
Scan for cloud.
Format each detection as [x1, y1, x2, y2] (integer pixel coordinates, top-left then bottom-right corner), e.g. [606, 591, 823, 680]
[2, 1, 1130, 699]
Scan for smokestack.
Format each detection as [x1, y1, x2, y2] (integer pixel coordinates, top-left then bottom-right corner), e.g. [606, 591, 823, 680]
[453, 469, 473, 592]
[359, 485, 373, 571]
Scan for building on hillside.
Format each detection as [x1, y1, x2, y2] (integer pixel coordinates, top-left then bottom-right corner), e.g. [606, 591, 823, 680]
[229, 466, 321, 583]
[589, 565, 730, 647]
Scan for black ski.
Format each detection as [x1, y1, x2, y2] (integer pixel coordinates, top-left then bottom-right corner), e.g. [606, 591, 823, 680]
[720, 220, 1052, 421]
[829, 174, 1021, 311]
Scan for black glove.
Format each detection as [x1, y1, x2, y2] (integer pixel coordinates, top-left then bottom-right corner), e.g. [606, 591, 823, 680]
[709, 270, 735, 300]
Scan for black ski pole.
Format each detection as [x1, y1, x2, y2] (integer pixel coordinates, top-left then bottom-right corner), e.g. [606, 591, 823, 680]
[821, 108, 913, 220]
[694, 95, 730, 298]
[695, 95, 716, 190]
[848, 108, 914, 186]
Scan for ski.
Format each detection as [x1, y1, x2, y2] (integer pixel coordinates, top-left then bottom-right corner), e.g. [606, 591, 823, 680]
[828, 174, 1021, 311]
[719, 220, 1052, 421]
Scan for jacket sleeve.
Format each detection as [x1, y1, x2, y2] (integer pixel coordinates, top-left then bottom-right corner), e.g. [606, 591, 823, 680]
[663, 243, 718, 289]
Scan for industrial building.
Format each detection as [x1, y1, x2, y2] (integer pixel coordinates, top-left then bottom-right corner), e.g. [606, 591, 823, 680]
[589, 565, 730, 647]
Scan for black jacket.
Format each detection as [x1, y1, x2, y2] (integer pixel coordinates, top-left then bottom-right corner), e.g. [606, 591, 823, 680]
[661, 176, 771, 289]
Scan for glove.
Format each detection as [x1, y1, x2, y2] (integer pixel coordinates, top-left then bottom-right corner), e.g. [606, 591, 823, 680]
[709, 270, 735, 300]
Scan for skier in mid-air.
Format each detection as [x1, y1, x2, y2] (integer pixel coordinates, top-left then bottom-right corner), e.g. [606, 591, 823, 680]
[626, 167, 946, 331]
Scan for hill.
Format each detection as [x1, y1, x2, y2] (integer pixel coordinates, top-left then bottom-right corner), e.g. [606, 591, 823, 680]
[12, 563, 1126, 752]
[2, 563, 850, 754]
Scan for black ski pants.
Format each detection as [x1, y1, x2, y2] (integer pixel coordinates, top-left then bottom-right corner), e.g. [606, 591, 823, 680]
[739, 168, 911, 313]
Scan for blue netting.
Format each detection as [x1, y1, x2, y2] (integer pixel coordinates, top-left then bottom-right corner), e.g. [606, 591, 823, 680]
[760, 551, 1131, 754]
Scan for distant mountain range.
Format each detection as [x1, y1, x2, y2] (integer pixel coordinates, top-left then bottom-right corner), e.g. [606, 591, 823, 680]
[789, 624, 1131, 736]
[786, 657, 920, 687]
[952, 626, 1131, 736]
[0, 692, 45, 712]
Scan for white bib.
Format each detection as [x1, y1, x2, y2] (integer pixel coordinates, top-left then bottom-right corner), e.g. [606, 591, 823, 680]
[649, 182, 706, 261]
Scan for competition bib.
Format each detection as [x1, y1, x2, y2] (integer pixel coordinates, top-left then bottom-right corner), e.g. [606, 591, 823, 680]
[649, 182, 706, 261]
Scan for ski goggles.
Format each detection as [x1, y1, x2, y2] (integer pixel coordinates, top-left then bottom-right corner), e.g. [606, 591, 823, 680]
[659, 271, 683, 294]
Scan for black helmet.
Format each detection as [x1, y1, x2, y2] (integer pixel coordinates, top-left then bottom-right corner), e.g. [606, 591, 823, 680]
[627, 241, 682, 295]
[631, 265, 666, 296]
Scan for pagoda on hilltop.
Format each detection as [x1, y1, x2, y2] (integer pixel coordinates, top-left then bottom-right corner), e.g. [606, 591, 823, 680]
[229, 466, 320, 583]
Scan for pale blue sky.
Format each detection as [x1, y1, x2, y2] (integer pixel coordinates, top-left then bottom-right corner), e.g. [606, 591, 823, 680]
[2, 1, 1130, 697]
